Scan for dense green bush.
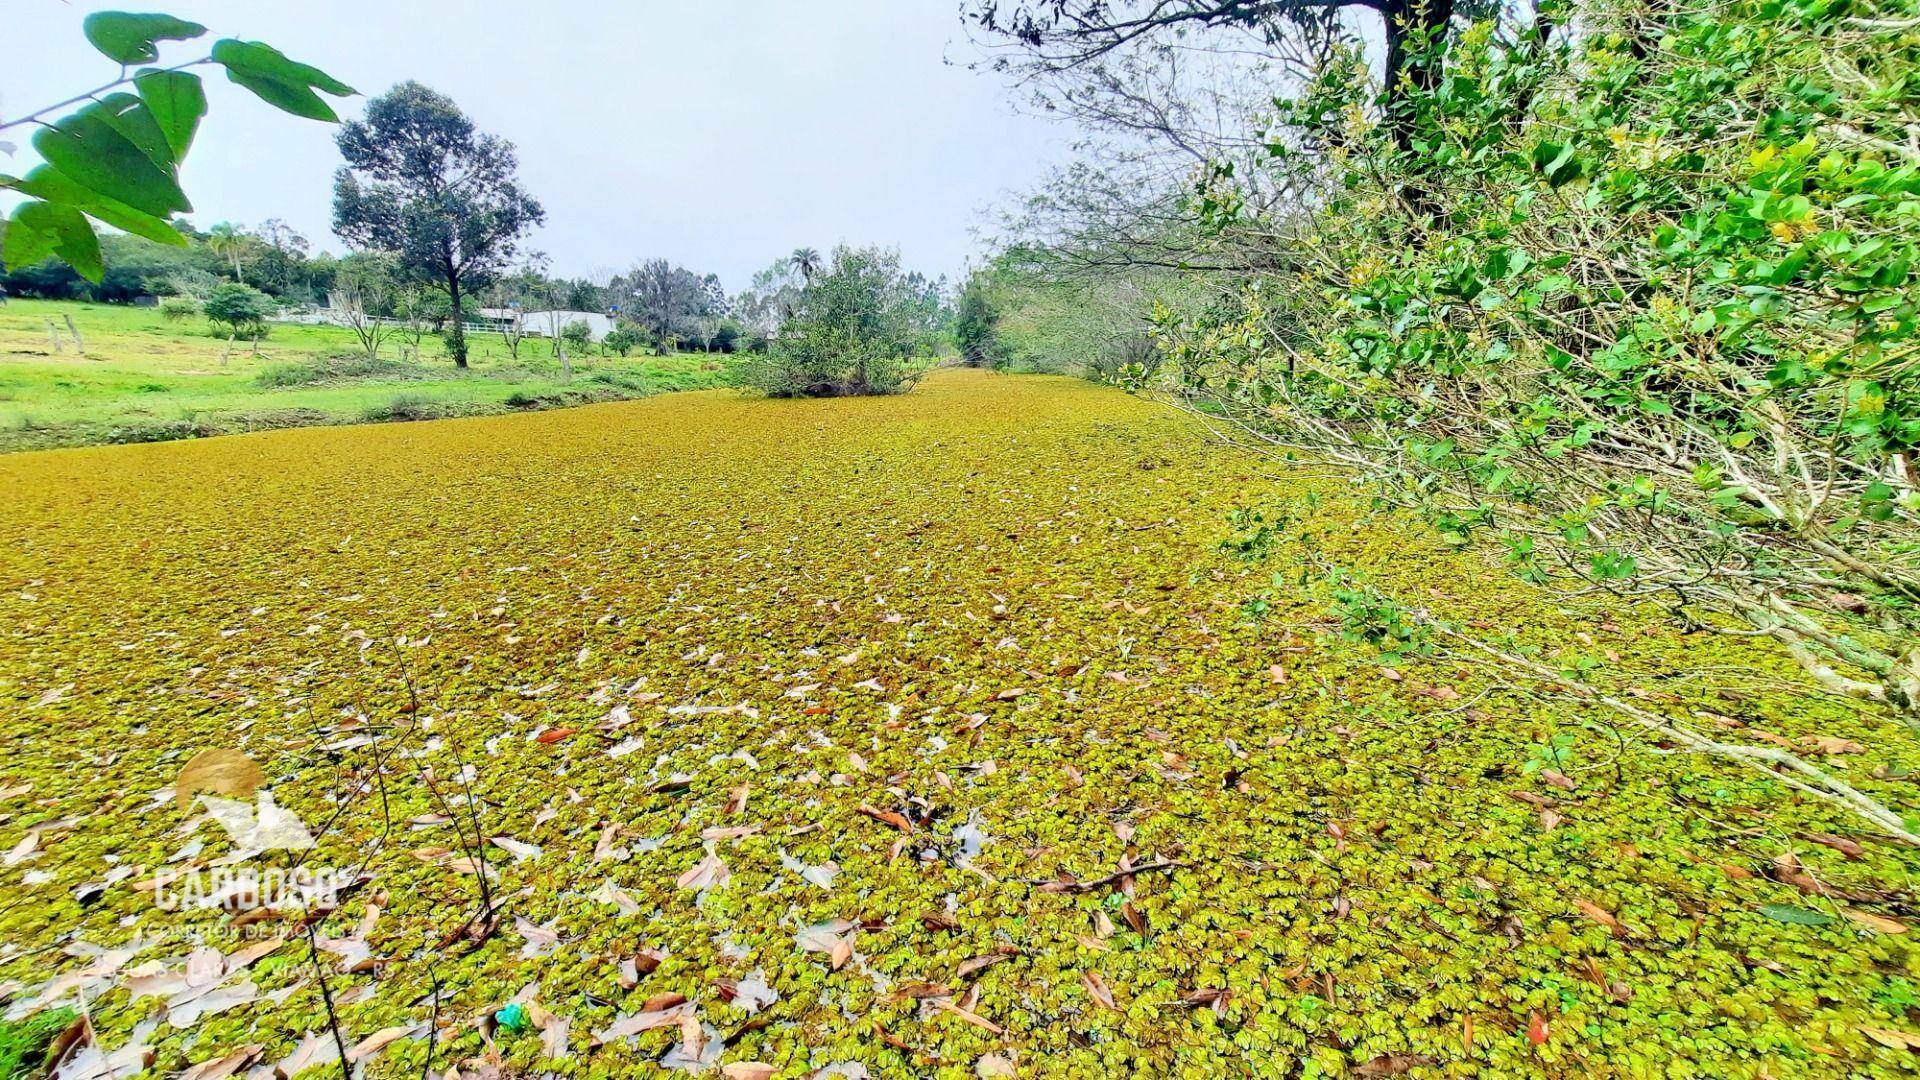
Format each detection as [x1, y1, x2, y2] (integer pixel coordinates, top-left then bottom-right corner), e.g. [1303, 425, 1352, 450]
[1156, 0, 1920, 721]
[203, 282, 274, 339]
[602, 327, 644, 357]
[741, 245, 928, 397]
[158, 296, 199, 322]
[560, 319, 594, 354]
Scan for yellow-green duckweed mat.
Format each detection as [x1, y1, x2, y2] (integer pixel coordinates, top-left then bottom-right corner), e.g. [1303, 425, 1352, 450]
[1, 370, 1918, 1078]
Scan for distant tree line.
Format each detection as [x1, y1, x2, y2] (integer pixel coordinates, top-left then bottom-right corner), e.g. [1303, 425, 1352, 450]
[6, 74, 964, 380]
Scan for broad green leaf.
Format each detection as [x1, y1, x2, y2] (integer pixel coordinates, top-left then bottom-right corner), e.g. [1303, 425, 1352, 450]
[4, 200, 103, 281]
[82, 12, 207, 64]
[0, 165, 185, 247]
[1, 202, 59, 270]
[91, 93, 176, 171]
[32, 101, 190, 217]
[1760, 903, 1834, 926]
[135, 68, 207, 161]
[211, 39, 356, 123]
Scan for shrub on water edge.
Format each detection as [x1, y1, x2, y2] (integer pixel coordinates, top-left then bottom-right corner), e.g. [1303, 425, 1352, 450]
[102, 418, 219, 445]
[360, 394, 455, 423]
[739, 245, 929, 398]
[255, 354, 425, 388]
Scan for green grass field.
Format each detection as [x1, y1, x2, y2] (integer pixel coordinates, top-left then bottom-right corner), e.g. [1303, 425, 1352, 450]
[0, 299, 735, 451]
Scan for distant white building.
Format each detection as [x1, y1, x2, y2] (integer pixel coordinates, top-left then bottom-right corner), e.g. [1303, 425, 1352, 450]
[478, 308, 614, 343]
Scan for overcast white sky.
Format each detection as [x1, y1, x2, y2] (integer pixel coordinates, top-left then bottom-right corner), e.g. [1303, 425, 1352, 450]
[3, 1, 1065, 289]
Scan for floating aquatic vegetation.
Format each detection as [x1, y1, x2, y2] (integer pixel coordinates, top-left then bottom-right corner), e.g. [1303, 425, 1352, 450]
[0, 372, 1916, 1076]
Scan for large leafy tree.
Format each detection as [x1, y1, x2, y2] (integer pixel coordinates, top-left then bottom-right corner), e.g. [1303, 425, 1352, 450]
[952, 276, 1003, 368]
[1, 11, 353, 282]
[609, 259, 716, 352]
[965, 0, 1475, 144]
[331, 82, 544, 368]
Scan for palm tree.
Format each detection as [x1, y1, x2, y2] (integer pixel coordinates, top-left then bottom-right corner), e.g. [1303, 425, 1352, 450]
[208, 222, 248, 283]
[788, 247, 820, 283]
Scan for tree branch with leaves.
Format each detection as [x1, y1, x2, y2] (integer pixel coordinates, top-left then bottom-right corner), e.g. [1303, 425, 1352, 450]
[2, 11, 354, 282]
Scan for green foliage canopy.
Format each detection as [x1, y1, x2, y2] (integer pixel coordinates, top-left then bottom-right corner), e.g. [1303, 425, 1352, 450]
[0, 11, 353, 283]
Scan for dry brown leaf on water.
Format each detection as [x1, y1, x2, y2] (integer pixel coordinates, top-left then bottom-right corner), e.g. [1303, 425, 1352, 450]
[889, 982, 952, 1001]
[976, 1053, 1018, 1077]
[721, 1065, 777, 1080]
[936, 997, 1005, 1035]
[1539, 769, 1577, 791]
[1772, 852, 1840, 897]
[4, 832, 39, 867]
[677, 846, 730, 891]
[1528, 1012, 1550, 1045]
[593, 823, 625, 862]
[676, 1012, 705, 1064]
[536, 727, 577, 744]
[1861, 1027, 1920, 1050]
[858, 803, 913, 833]
[1573, 899, 1624, 936]
[617, 947, 668, 988]
[591, 879, 643, 916]
[700, 825, 762, 841]
[348, 1025, 419, 1063]
[591, 1001, 694, 1045]
[1804, 735, 1866, 755]
[1842, 908, 1908, 934]
[175, 748, 265, 808]
[489, 836, 542, 863]
[1082, 970, 1115, 1009]
[796, 920, 857, 970]
[1805, 833, 1867, 859]
[956, 949, 1017, 978]
[514, 916, 562, 959]
[266, 1032, 335, 1079]
[1094, 909, 1115, 939]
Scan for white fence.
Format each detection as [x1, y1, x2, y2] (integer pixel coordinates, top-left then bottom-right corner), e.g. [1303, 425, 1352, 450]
[280, 307, 612, 342]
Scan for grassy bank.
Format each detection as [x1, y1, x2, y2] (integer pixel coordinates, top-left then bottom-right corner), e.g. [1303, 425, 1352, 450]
[0, 299, 735, 451]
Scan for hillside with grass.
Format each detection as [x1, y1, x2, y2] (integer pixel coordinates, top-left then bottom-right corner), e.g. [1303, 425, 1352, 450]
[0, 300, 734, 451]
